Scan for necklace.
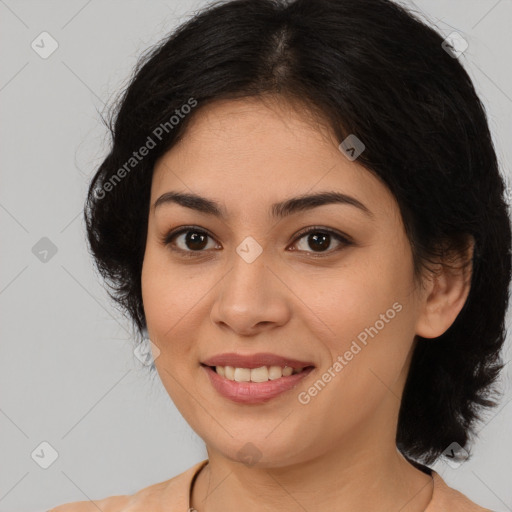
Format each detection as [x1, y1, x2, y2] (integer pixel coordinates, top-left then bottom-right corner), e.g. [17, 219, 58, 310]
[187, 461, 435, 512]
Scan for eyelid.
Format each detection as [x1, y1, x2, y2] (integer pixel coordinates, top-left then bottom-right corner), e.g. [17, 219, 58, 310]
[161, 225, 352, 256]
[160, 225, 220, 255]
[292, 225, 353, 245]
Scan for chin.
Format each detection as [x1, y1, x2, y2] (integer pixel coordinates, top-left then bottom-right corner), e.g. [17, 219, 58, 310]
[201, 430, 313, 469]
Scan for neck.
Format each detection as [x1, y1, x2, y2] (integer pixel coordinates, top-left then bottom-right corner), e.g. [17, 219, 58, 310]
[191, 441, 433, 512]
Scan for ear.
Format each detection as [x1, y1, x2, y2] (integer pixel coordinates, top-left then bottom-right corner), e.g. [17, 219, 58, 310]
[415, 235, 475, 339]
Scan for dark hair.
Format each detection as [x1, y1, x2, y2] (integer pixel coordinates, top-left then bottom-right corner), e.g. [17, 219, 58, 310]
[84, 0, 512, 465]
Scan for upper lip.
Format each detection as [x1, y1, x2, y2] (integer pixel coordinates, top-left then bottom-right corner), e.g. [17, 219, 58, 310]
[201, 352, 315, 370]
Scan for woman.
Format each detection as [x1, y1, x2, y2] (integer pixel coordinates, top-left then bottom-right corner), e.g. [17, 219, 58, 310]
[50, 0, 511, 510]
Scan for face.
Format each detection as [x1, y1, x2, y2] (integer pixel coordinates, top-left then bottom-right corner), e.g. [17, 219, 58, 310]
[141, 96, 427, 468]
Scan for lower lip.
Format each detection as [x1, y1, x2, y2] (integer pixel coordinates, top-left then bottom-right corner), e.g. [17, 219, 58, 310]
[202, 365, 315, 404]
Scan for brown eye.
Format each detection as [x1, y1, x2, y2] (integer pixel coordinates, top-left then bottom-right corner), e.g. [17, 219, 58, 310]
[162, 225, 351, 259]
[301, 232, 331, 252]
[182, 231, 209, 251]
[164, 227, 218, 255]
[291, 227, 351, 255]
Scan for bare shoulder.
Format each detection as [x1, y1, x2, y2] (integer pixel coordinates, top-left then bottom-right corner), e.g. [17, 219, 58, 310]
[430, 471, 495, 512]
[47, 474, 183, 512]
[47, 494, 131, 512]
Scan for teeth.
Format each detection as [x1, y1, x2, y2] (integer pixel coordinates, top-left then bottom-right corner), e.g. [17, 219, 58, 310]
[251, 366, 270, 382]
[234, 368, 251, 382]
[214, 365, 306, 382]
[268, 365, 282, 380]
[224, 366, 235, 380]
[282, 366, 294, 377]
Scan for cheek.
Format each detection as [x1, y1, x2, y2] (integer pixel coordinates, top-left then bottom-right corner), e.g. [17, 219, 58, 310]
[303, 243, 416, 384]
[140, 252, 202, 413]
[140, 248, 216, 366]
[141, 249, 189, 353]
[293, 282, 415, 438]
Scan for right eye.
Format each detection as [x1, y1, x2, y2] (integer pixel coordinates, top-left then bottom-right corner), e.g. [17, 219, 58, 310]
[162, 226, 220, 257]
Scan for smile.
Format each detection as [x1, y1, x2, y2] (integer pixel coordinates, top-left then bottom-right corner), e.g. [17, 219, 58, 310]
[201, 363, 315, 404]
[215, 364, 306, 381]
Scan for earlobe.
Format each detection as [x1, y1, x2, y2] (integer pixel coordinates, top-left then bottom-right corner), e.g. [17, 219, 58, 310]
[415, 237, 474, 339]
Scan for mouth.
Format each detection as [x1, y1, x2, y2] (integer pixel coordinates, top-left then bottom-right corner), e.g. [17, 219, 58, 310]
[200, 357, 316, 404]
[201, 363, 314, 382]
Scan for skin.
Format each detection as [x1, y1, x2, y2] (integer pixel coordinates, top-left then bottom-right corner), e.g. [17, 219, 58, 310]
[140, 95, 473, 512]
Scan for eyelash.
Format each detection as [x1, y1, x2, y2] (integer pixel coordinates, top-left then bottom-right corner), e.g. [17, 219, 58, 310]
[160, 225, 353, 259]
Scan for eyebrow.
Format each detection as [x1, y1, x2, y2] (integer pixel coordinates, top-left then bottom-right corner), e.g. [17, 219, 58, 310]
[152, 190, 374, 220]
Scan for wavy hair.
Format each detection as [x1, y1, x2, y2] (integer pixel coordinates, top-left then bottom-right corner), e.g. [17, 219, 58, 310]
[84, 0, 512, 465]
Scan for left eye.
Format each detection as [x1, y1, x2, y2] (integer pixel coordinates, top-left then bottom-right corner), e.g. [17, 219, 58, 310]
[163, 226, 351, 257]
[291, 228, 351, 254]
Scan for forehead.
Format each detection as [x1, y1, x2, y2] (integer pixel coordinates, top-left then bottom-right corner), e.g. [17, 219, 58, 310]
[151, 97, 399, 222]
[157, 96, 336, 163]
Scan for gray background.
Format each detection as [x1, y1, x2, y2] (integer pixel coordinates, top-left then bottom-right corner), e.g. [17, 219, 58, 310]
[1, 1, 511, 511]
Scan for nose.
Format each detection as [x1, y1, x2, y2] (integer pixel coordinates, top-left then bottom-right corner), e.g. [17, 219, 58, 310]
[210, 244, 292, 336]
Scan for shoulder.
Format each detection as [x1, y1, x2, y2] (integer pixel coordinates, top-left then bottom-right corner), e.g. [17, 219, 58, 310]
[47, 482, 169, 512]
[47, 460, 208, 512]
[429, 470, 495, 512]
[48, 494, 130, 512]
